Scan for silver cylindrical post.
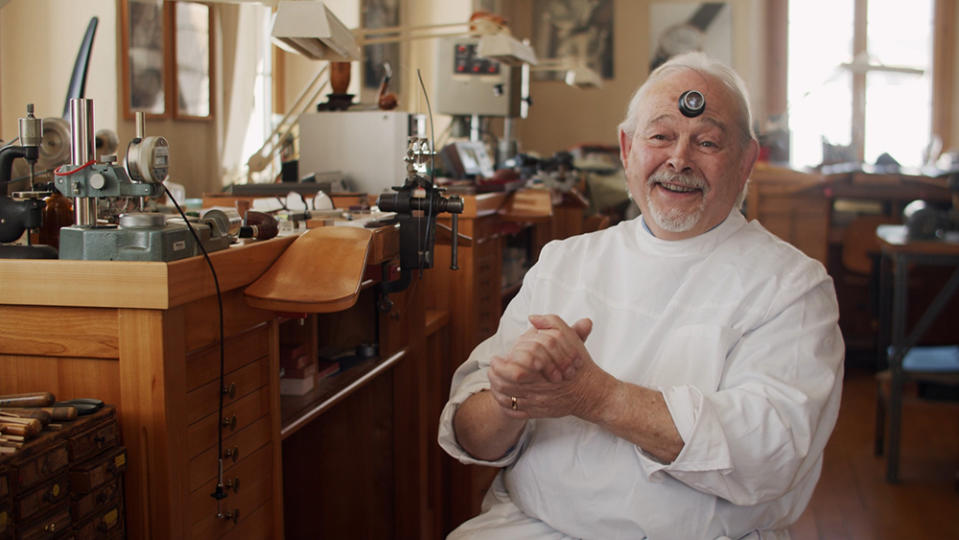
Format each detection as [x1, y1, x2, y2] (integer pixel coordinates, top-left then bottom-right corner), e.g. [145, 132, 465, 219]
[69, 98, 95, 165]
[70, 98, 97, 226]
[135, 111, 146, 140]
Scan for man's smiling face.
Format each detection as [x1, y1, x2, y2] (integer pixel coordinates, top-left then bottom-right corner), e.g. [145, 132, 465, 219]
[619, 68, 759, 240]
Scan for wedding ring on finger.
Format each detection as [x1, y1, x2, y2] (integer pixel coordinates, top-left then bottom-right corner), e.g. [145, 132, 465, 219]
[511, 396, 518, 411]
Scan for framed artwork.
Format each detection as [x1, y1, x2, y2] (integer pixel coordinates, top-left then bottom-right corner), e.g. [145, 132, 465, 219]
[361, 0, 400, 91]
[532, 0, 614, 81]
[122, 0, 167, 117]
[173, 2, 213, 119]
[649, 2, 731, 72]
[120, 0, 213, 120]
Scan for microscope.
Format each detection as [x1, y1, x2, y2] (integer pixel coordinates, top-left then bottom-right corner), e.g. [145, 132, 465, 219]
[53, 99, 231, 261]
[0, 104, 58, 259]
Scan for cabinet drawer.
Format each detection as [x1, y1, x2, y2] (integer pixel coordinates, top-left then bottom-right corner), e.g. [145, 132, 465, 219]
[0, 503, 11, 540]
[218, 501, 273, 540]
[189, 442, 274, 539]
[188, 386, 271, 459]
[73, 499, 123, 540]
[66, 414, 120, 465]
[69, 447, 126, 495]
[184, 291, 274, 352]
[14, 474, 68, 523]
[15, 502, 70, 540]
[188, 415, 271, 492]
[185, 324, 271, 392]
[10, 443, 68, 494]
[71, 477, 120, 524]
[186, 355, 269, 425]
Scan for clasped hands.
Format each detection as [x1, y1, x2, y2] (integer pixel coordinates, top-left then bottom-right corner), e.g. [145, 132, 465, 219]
[488, 314, 609, 420]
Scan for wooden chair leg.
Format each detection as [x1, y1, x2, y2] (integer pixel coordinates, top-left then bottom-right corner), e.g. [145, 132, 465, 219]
[874, 381, 886, 456]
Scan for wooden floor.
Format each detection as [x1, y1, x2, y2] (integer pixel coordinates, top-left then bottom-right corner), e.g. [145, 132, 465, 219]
[789, 366, 959, 539]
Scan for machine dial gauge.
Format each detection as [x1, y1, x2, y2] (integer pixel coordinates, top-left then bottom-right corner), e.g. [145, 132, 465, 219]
[125, 135, 170, 184]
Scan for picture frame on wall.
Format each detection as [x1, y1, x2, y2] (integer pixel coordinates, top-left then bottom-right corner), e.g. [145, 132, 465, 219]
[532, 0, 614, 81]
[122, 0, 167, 117]
[649, 2, 731, 72]
[361, 0, 400, 91]
[120, 0, 214, 120]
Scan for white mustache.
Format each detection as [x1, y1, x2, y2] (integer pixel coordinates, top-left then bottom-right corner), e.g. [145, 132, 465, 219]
[647, 170, 708, 192]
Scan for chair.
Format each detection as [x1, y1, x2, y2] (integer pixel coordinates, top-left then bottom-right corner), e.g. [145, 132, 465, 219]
[874, 346, 959, 486]
[871, 225, 959, 483]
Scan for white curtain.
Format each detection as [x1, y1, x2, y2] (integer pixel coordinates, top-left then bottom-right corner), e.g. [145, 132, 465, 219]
[215, 4, 270, 186]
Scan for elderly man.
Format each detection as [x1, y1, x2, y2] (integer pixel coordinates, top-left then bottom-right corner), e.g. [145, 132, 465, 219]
[438, 52, 844, 539]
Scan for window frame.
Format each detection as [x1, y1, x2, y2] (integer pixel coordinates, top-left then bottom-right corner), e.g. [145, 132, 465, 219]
[765, 0, 955, 162]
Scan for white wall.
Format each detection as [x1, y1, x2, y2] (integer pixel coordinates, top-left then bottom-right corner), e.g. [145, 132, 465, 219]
[0, 0, 117, 139]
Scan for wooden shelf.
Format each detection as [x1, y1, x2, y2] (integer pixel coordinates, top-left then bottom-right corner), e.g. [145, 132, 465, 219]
[279, 347, 407, 439]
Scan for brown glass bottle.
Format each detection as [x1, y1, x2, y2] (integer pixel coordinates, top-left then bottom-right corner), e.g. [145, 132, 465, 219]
[39, 190, 74, 249]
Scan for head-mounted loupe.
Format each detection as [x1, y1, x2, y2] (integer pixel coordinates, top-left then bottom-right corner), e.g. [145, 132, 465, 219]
[678, 90, 705, 118]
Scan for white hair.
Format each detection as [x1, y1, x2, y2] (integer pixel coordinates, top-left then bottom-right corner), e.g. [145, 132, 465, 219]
[619, 52, 755, 209]
[618, 52, 756, 143]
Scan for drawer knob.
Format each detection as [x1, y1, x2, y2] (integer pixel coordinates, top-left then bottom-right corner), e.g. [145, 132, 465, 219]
[222, 414, 237, 430]
[225, 477, 240, 494]
[223, 446, 240, 463]
[218, 509, 240, 525]
[222, 383, 236, 399]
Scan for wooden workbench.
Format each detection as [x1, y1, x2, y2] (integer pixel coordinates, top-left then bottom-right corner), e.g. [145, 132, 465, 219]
[0, 223, 439, 539]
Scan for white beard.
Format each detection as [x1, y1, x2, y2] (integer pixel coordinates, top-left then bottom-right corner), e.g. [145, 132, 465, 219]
[644, 171, 708, 233]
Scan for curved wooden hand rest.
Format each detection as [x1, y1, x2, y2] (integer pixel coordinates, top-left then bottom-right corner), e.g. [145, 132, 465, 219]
[244, 226, 372, 313]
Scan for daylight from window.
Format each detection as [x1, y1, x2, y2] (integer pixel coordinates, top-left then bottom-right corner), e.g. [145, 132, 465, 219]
[787, 0, 932, 169]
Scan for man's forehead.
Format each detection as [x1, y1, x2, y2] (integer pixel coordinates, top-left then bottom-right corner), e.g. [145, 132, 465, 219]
[639, 72, 734, 126]
[645, 112, 728, 133]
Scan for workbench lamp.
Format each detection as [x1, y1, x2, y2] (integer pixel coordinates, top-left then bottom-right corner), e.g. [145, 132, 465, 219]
[532, 56, 603, 89]
[270, 2, 537, 66]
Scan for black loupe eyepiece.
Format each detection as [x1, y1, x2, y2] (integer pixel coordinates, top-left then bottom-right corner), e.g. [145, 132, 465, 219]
[678, 90, 705, 117]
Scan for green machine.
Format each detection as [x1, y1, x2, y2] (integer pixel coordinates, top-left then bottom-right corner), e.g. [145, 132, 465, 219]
[54, 99, 231, 261]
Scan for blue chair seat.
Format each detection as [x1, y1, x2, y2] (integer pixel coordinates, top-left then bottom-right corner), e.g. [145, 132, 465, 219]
[891, 345, 959, 373]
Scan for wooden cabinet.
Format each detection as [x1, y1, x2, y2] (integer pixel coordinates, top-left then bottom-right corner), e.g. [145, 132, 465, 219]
[0, 237, 294, 539]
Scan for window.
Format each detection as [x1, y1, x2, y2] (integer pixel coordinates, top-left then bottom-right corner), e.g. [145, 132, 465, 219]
[787, 0, 934, 169]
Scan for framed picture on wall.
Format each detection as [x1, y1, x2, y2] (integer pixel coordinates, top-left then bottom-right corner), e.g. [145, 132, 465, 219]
[361, 0, 400, 91]
[649, 2, 731, 72]
[532, 0, 614, 81]
[120, 0, 214, 120]
[173, 2, 213, 119]
[122, 0, 167, 117]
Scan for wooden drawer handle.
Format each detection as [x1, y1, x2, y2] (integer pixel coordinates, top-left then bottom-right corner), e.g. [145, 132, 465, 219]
[218, 509, 239, 525]
[222, 415, 237, 430]
[223, 446, 240, 463]
[225, 477, 240, 494]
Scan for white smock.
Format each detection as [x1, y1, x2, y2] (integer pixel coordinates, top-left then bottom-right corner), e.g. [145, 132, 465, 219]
[438, 210, 844, 540]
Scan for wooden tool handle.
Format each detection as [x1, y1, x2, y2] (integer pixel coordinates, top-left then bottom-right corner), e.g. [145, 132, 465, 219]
[0, 408, 52, 425]
[40, 406, 78, 421]
[0, 420, 40, 437]
[0, 392, 55, 408]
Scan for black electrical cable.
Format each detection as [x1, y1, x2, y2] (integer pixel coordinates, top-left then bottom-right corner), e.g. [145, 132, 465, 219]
[416, 68, 436, 275]
[161, 184, 228, 509]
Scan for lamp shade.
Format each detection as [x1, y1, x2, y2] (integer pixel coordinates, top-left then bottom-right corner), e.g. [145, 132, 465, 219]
[271, 1, 360, 61]
[476, 33, 537, 66]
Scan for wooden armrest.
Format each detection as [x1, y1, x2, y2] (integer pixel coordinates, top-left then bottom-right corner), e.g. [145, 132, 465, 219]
[244, 226, 372, 313]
